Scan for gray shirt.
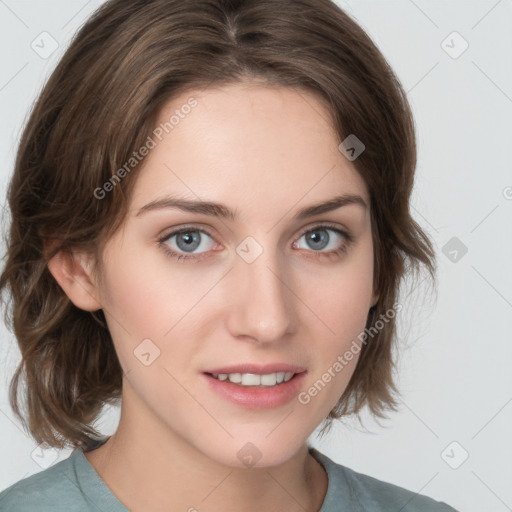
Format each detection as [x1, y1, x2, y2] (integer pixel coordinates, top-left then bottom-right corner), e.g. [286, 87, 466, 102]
[0, 446, 458, 511]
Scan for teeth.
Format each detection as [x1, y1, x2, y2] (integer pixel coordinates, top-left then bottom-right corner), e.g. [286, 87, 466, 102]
[212, 372, 295, 386]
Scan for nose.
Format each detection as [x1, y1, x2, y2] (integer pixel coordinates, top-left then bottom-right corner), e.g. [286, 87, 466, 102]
[225, 245, 297, 345]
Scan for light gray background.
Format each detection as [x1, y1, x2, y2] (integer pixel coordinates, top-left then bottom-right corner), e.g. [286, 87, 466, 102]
[1, 1, 511, 511]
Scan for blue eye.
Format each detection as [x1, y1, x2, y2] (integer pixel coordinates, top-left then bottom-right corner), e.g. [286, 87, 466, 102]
[158, 223, 353, 262]
[159, 228, 215, 261]
[299, 226, 342, 251]
[294, 226, 350, 253]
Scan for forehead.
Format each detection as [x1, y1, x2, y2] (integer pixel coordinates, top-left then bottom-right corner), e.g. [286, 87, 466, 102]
[130, 82, 369, 218]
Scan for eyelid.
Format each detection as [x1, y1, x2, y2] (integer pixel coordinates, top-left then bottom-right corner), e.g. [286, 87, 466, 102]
[299, 221, 352, 240]
[158, 223, 216, 242]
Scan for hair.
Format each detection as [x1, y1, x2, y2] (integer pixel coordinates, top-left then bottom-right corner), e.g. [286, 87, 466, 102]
[0, 0, 435, 451]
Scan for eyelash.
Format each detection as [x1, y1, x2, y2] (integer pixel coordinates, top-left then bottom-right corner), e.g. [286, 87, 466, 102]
[157, 223, 354, 262]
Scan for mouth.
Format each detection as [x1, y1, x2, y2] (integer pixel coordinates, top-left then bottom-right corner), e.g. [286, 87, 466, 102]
[201, 365, 307, 409]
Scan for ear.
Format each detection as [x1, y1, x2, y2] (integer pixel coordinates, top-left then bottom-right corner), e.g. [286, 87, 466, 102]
[46, 248, 102, 312]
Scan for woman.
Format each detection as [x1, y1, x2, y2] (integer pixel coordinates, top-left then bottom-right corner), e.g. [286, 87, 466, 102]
[0, 0, 457, 510]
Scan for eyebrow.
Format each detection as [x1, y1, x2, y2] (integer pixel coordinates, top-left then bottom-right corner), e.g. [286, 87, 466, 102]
[135, 193, 367, 220]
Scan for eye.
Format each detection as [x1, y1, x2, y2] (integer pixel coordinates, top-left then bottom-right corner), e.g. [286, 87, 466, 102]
[158, 223, 353, 262]
[293, 224, 352, 255]
[158, 227, 217, 261]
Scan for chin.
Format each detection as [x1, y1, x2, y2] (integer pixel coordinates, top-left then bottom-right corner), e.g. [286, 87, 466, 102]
[195, 431, 308, 470]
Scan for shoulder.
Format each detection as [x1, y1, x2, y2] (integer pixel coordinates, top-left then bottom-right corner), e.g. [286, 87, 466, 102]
[310, 448, 459, 512]
[0, 451, 89, 512]
[340, 466, 458, 511]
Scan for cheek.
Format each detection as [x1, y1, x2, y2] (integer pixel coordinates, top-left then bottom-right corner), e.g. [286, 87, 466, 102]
[97, 247, 223, 377]
[297, 241, 373, 404]
[95, 252, 168, 370]
[99, 239, 194, 327]
[306, 240, 374, 340]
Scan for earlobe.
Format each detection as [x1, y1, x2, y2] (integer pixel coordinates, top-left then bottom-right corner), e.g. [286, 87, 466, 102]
[46, 249, 102, 312]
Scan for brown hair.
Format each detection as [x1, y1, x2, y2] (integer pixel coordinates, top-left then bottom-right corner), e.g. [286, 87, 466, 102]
[0, 0, 435, 450]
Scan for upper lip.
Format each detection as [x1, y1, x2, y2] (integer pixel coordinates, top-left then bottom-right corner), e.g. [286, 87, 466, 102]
[203, 363, 307, 375]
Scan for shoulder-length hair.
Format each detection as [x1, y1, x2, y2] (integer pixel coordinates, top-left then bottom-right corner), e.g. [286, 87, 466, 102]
[0, 0, 435, 450]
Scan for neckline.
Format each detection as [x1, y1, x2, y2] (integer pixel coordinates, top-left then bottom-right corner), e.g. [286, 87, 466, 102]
[73, 445, 336, 511]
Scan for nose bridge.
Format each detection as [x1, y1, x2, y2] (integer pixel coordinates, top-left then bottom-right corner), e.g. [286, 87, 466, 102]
[226, 237, 296, 343]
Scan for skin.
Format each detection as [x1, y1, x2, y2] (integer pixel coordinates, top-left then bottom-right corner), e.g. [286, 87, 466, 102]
[49, 81, 378, 512]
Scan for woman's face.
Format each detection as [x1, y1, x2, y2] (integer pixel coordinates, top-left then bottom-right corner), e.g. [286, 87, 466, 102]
[94, 82, 377, 467]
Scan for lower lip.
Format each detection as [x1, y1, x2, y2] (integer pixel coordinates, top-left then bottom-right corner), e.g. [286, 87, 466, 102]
[202, 372, 307, 409]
